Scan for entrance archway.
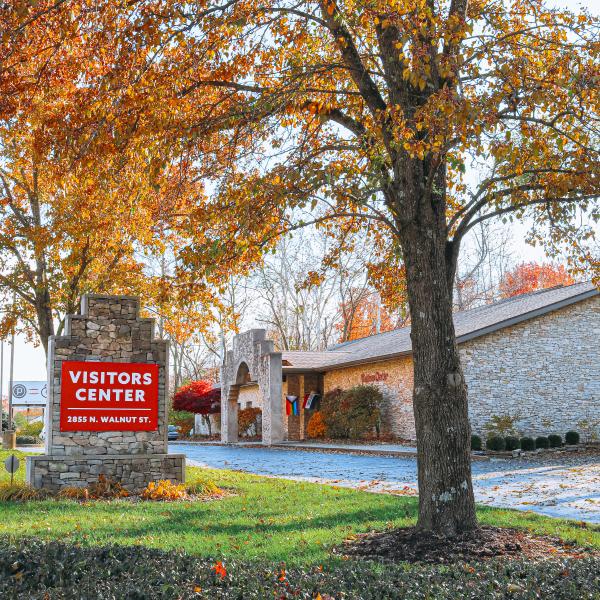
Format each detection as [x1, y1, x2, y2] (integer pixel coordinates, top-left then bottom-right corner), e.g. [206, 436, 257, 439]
[221, 329, 284, 445]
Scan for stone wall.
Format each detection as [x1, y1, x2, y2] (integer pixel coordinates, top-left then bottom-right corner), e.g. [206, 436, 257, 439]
[26, 294, 185, 492]
[463, 295, 600, 439]
[323, 295, 600, 440]
[323, 357, 415, 439]
[26, 455, 185, 492]
[238, 384, 261, 408]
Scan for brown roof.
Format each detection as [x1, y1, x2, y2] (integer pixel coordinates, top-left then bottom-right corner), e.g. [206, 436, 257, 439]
[281, 282, 598, 372]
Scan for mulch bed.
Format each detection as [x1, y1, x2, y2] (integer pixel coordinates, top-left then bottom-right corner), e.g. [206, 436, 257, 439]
[337, 526, 598, 564]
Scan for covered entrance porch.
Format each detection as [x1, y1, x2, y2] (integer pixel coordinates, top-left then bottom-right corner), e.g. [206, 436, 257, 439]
[220, 330, 325, 445]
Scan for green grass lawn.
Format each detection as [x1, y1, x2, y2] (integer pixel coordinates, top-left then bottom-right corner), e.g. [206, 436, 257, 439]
[1, 449, 599, 566]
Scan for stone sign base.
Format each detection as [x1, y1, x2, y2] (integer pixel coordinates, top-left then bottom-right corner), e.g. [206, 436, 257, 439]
[26, 453, 186, 493]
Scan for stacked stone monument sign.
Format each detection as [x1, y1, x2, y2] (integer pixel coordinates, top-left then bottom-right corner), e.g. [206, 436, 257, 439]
[26, 294, 185, 492]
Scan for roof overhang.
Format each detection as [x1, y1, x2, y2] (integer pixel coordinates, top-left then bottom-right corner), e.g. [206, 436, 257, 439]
[281, 286, 599, 373]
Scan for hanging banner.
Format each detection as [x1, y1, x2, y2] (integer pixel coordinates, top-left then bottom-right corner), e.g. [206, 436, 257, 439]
[60, 361, 159, 431]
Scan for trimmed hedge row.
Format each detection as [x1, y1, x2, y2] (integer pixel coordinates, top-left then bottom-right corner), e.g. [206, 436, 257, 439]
[475, 431, 582, 452]
[15, 435, 39, 445]
[1, 537, 600, 599]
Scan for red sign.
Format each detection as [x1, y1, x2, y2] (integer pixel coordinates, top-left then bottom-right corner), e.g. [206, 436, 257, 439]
[360, 371, 389, 384]
[60, 361, 159, 431]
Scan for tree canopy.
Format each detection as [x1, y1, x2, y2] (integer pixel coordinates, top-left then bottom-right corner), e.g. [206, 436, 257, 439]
[172, 380, 221, 414]
[499, 261, 574, 298]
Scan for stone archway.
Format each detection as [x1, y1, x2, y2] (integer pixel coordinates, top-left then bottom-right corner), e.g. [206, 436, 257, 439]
[221, 329, 284, 445]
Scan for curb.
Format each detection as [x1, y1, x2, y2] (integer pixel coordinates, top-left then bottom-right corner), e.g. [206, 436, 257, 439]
[169, 441, 491, 461]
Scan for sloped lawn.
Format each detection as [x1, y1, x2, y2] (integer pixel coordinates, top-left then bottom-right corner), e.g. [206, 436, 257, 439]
[1, 449, 599, 598]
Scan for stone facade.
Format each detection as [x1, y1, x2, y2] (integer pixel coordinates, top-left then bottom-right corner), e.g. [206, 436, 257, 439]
[221, 329, 284, 445]
[238, 384, 262, 408]
[462, 295, 600, 438]
[323, 295, 600, 440]
[323, 357, 415, 438]
[26, 294, 185, 492]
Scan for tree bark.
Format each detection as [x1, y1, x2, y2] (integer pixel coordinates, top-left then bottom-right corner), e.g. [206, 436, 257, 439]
[34, 285, 54, 358]
[400, 220, 476, 535]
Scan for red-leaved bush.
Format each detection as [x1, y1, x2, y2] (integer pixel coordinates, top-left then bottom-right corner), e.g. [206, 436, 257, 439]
[172, 380, 221, 414]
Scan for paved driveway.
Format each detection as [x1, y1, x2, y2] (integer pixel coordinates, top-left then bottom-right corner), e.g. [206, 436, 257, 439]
[172, 443, 600, 523]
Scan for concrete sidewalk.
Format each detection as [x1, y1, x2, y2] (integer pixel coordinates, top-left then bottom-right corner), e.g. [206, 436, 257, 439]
[170, 439, 419, 456]
[274, 440, 418, 457]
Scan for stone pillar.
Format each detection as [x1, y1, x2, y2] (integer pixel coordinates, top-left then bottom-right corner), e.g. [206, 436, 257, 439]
[222, 386, 239, 444]
[221, 329, 284, 445]
[286, 374, 301, 441]
[26, 294, 185, 492]
[262, 351, 284, 445]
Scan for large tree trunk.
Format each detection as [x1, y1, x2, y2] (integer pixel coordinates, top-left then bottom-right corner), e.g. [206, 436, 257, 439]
[401, 220, 476, 536]
[35, 286, 55, 358]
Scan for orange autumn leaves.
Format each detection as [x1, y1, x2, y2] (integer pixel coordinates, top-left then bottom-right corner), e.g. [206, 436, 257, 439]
[499, 263, 574, 299]
[0, 2, 220, 348]
[1, 0, 598, 321]
[337, 293, 399, 342]
[211, 561, 227, 580]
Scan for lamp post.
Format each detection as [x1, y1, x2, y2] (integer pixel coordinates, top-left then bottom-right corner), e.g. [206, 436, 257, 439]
[1, 293, 17, 450]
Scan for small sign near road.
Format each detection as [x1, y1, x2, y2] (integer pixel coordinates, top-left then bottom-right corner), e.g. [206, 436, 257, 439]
[4, 454, 20, 484]
[11, 381, 48, 406]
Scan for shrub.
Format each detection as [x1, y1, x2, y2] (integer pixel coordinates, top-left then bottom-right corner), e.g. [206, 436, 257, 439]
[483, 412, 521, 437]
[504, 436, 521, 451]
[3, 538, 600, 600]
[238, 407, 261, 436]
[142, 480, 187, 501]
[15, 435, 38, 445]
[320, 385, 382, 439]
[565, 430, 580, 445]
[0, 483, 47, 502]
[320, 388, 349, 438]
[486, 436, 506, 451]
[186, 480, 224, 497]
[535, 436, 550, 449]
[306, 411, 327, 438]
[17, 421, 43, 437]
[344, 385, 382, 438]
[520, 436, 535, 451]
[57, 486, 91, 501]
[168, 410, 195, 436]
[470, 434, 482, 451]
[58, 474, 129, 501]
[548, 434, 563, 448]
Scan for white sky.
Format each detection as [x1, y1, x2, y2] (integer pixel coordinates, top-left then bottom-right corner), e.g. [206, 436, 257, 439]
[1, 0, 596, 394]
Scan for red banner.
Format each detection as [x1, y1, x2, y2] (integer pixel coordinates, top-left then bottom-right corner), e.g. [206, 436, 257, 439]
[60, 361, 159, 431]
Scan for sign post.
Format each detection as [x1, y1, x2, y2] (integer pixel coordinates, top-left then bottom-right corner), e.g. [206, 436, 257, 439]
[0, 341, 3, 435]
[4, 454, 19, 485]
[3, 305, 16, 449]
